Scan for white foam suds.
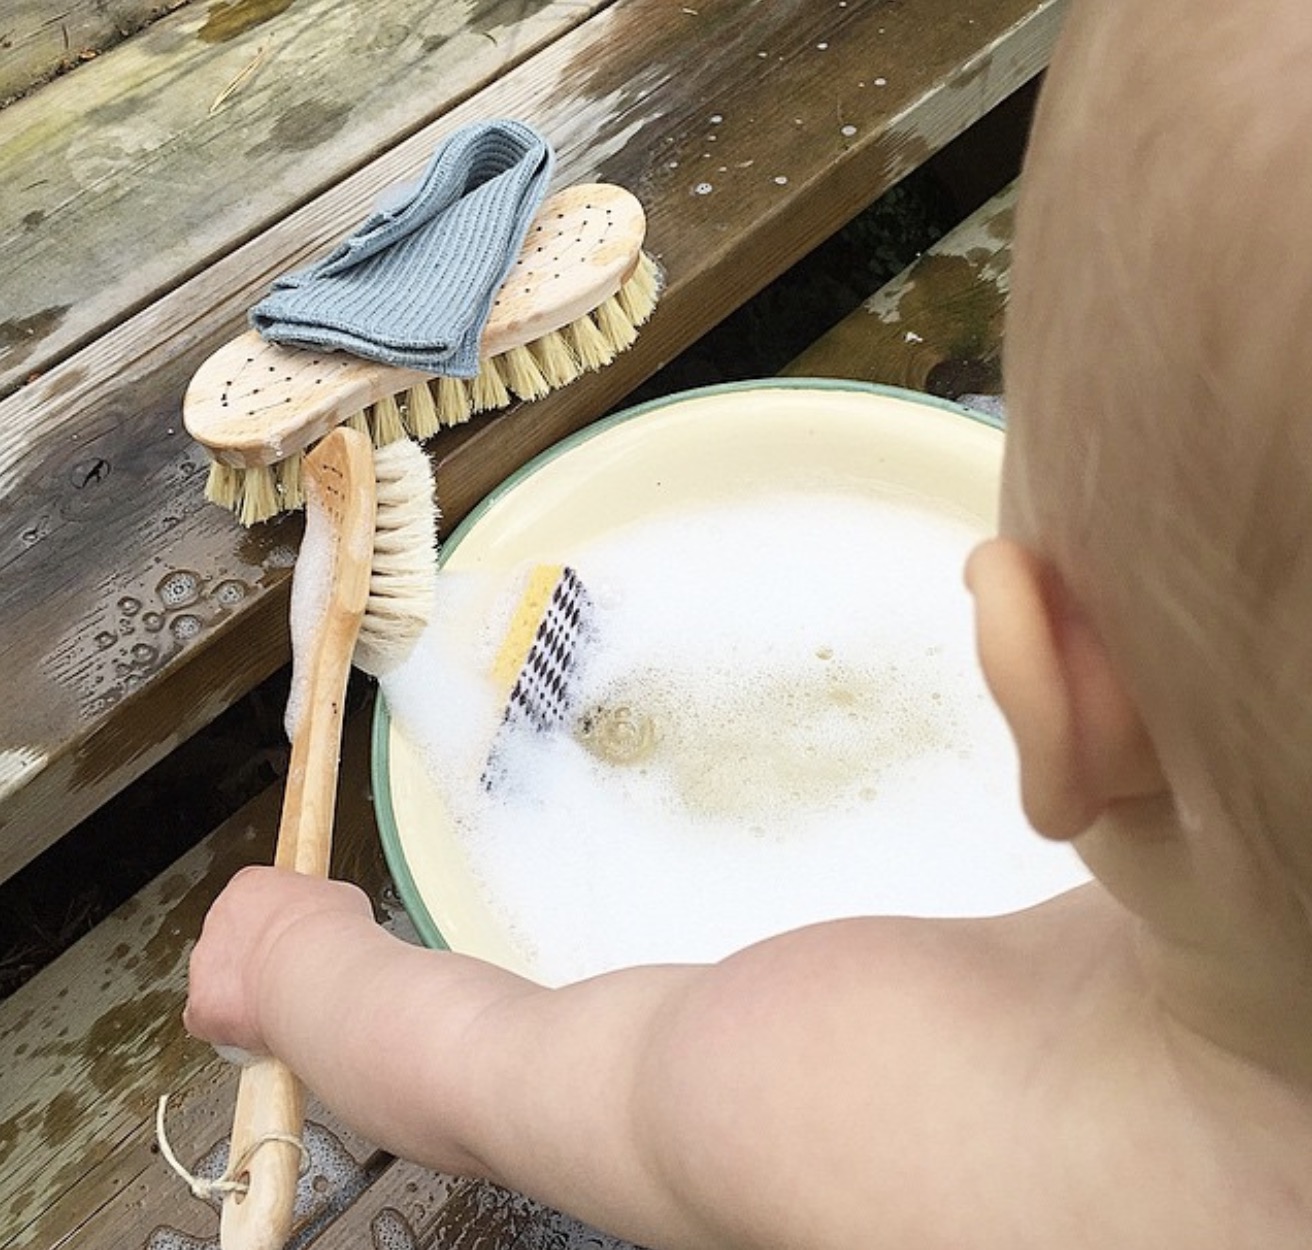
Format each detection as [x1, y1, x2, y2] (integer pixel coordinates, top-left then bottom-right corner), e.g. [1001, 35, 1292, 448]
[284, 493, 335, 741]
[380, 491, 1089, 985]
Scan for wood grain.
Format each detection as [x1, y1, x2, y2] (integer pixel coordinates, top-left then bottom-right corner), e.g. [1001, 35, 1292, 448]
[0, 0, 613, 397]
[182, 185, 648, 474]
[0, 0, 1064, 882]
[217, 429, 375, 1250]
[2, 699, 640, 1250]
[0, 706, 391, 1249]
[785, 181, 1017, 398]
[0, 0, 183, 103]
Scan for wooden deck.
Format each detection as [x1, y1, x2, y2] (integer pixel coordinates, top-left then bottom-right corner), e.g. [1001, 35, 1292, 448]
[785, 180, 1016, 402]
[0, 0, 1063, 883]
[1, 0, 1043, 1241]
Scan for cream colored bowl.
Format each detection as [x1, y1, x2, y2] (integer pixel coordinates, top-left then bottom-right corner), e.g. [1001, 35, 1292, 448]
[371, 380, 1089, 980]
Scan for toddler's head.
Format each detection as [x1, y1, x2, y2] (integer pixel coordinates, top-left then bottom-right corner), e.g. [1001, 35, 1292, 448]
[1000, 0, 1312, 910]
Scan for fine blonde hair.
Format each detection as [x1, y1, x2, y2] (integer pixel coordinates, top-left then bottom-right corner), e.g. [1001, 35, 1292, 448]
[1003, 0, 1312, 901]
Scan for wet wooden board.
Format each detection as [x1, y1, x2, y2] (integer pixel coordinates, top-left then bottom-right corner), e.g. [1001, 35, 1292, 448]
[0, 0, 188, 103]
[0, 0, 1066, 883]
[785, 180, 1017, 402]
[0, 0, 613, 396]
[0, 699, 639, 1250]
[0, 707, 385, 1247]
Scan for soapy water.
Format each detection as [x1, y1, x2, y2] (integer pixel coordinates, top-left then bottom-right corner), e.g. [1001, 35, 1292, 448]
[380, 491, 1089, 985]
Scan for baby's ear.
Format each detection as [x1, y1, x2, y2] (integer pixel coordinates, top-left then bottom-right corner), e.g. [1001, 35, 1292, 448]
[965, 539, 1164, 840]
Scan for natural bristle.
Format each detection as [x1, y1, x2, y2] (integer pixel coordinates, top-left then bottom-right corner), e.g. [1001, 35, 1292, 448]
[370, 393, 406, 445]
[205, 461, 241, 511]
[594, 294, 639, 352]
[499, 344, 552, 401]
[202, 246, 662, 528]
[434, 375, 472, 425]
[354, 439, 439, 677]
[618, 250, 663, 327]
[276, 454, 305, 511]
[240, 465, 279, 527]
[470, 358, 512, 413]
[531, 330, 582, 388]
[566, 312, 616, 371]
[404, 383, 441, 438]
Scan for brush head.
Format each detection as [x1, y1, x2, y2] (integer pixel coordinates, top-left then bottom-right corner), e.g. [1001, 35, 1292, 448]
[354, 438, 439, 677]
[185, 184, 661, 526]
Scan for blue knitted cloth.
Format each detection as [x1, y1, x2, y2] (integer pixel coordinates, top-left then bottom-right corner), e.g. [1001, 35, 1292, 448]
[250, 120, 554, 376]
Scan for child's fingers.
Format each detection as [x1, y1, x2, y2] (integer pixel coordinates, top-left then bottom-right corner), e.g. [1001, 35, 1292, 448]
[184, 866, 374, 1052]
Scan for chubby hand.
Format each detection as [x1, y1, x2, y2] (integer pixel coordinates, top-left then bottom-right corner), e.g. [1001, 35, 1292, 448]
[184, 865, 375, 1055]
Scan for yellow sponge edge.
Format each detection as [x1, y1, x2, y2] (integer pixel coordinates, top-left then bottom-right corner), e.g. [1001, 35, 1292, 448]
[490, 564, 566, 698]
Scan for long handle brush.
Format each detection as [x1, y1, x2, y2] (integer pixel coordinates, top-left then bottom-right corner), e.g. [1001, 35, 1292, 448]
[220, 427, 436, 1250]
[184, 184, 660, 527]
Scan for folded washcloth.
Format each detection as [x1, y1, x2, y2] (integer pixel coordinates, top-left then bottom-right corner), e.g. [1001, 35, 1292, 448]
[250, 119, 554, 376]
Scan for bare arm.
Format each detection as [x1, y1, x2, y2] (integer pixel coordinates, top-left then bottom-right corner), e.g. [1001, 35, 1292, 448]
[187, 868, 1067, 1249]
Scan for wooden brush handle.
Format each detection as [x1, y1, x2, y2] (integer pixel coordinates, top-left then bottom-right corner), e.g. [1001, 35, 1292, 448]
[222, 1058, 306, 1250]
[220, 690, 350, 1250]
[221, 428, 376, 1250]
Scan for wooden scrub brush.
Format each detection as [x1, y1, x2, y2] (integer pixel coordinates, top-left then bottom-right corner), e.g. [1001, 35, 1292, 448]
[184, 183, 661, 527]
[218, 426, 436, 1250]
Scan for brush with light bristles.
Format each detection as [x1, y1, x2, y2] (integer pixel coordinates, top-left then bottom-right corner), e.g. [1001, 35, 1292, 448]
[184, 183, 662, 527]
[215, 427, 437, 1250]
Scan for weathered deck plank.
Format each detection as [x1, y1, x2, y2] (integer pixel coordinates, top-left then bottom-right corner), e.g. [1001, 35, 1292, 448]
[0, 0, 1066, 881]
[784, 180, 1016, 401]
[0, 0, 613, 397]
[2, 698, 640, 1250]
[0, 708, 391, 1247]
[0, 0, 182, 103]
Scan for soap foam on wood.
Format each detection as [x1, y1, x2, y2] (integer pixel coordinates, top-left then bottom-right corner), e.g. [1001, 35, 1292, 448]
[380, 490, 1089, 985]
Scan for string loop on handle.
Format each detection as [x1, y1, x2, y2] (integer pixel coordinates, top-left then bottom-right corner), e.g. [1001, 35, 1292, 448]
[155, 1093, 310, 1201]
